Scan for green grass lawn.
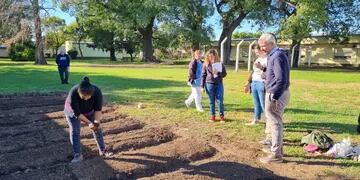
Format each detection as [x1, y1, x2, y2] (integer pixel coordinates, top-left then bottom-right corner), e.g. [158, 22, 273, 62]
[1, 58, 360, 177]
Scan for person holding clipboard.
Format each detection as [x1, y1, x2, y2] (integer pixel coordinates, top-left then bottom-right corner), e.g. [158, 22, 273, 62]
[201, 49, 227, 122]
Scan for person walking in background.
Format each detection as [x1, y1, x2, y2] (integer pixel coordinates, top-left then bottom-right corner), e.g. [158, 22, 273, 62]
[185, 50, 204, 112]
[258, 33, 290, 164]
[201, 49, 227, 123]
[56, 49, 70, 84]
[244, 44, 268, 126]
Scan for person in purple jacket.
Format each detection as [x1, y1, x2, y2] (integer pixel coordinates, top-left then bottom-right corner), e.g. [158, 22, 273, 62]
[185, 50, 204, 112]
[56, 49, 70, 84]
[258, 33, 290, 164]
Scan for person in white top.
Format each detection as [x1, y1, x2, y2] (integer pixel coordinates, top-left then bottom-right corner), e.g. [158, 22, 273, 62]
[244, 44, 267, 126]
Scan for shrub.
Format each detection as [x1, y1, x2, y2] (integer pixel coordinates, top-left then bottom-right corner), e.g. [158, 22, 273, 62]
[9, 42, 35, 61]
[67, 49, 78, 59]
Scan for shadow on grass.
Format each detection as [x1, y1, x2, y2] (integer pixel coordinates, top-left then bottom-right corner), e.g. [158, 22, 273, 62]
[292, 66, 360, 73]
[285, 108, 354, 116]
[285, 121, 358, 135]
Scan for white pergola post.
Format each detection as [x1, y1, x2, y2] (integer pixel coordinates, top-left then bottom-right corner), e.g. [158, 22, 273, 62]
[291, 44, 299, 68]
[248, 40, 257, 72]
[220, 37, 228, 63]
[235, 40, 244, 72]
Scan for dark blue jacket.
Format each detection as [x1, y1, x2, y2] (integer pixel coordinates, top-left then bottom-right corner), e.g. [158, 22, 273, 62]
[56, 54, 70, 67]
[265, 48, 290, 100]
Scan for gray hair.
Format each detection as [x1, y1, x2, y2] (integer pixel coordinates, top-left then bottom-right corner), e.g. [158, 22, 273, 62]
[259, 33, 277, 45]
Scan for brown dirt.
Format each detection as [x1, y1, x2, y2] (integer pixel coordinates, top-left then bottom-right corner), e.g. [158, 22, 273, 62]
[0, 93, 355, 180]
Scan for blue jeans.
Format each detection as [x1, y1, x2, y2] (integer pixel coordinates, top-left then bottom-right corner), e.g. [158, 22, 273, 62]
[251, 81, 265, 120]
[205, 83, 224, 116]
[66, 114, 105, 156]
[58, 66, 69, 83]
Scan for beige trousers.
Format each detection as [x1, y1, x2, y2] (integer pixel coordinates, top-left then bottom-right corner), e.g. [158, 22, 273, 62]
[265, 90, 290, 157]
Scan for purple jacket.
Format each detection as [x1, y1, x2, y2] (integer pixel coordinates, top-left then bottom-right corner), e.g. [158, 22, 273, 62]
[265, 48, 290, 100]
[201, 63, 227, 88]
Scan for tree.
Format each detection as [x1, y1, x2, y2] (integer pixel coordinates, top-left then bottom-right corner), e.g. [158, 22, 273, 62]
[276, 0, 329, 67]
[121, 40, 136, 62]
[214, 0, 271, 64]
[31, 0, 47, 65]
[63, 20, 86, 57]
[79, 3, 123, 61]
[43, 16, 66, 55]
[98, 0, 170, 62]
[245, 0, 330, 67]
[322, 0, 360, 41]
[0, 1, 31, 45]
[166, 0, 214, 51]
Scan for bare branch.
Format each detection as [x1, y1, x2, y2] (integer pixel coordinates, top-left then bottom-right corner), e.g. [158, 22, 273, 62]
[214, 0, 226, 14]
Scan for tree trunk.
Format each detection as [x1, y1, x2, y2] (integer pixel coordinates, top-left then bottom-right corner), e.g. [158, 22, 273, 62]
[77, 39, 83, 58]
[192, 41, 200, 51]
[130, 54, 133, 62]
[75, 18, 84, 58]
[32, 0, 47, 65]
[218, 13, 246, 65]
[110, 47, 116, 61]
[290, 40, 301, 68]
[139, 17, 155, 62]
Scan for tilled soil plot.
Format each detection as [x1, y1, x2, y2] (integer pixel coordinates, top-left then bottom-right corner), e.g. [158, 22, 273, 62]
[0, 93, 288, 180]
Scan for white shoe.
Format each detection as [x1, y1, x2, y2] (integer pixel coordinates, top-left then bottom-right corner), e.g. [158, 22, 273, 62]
[71, 154, 83, 163]
[196, 108, 204, 112]
[245, 120, 258, 126]
[184, 100, 190, 108]
[100, 150, 114, 158]
[259, 139, 272, 146]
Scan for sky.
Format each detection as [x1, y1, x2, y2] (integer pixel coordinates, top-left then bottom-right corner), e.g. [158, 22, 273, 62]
[47, 1, 272, 40]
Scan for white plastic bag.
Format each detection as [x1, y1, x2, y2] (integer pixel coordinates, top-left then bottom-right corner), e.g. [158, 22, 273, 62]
[347, 145, 360, 157]
[325, 138, 352, 158]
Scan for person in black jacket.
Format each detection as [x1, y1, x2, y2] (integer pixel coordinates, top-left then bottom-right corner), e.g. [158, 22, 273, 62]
[185, 50, 204, 112]
[64, 77, 113, 163]
[56, 49, 70, 84]
[201, 49, 227, 122]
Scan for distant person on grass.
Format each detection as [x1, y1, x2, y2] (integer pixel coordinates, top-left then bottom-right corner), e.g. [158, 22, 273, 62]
[185, 50, 204, 112]
[64, 77, 113, 163]
[201, 49, 227, 123]
[244, 44, 268, 126]
[258, 33, 290, 164]
[56, 49, 70, 84]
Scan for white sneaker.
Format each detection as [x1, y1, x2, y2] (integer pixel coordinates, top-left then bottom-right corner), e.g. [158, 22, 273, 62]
[70, 154, 83, 163]
[245, 120, 258, 126]
[184, 100, 190, 108]
[196, 108, 204, 112]
[100, 150, 114, 158]
[259, 139, 272, 146]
